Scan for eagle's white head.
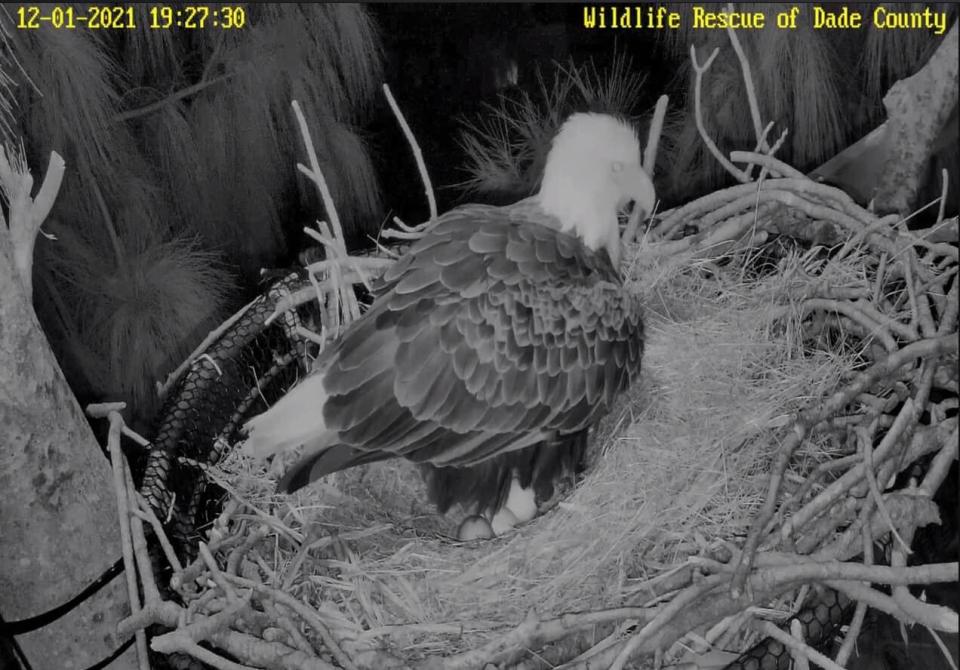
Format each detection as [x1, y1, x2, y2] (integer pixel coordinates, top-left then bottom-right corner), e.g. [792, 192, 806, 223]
[537, 113, 656, 267]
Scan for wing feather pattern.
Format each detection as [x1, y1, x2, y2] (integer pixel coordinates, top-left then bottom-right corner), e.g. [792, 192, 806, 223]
[278, 201, 644, 495]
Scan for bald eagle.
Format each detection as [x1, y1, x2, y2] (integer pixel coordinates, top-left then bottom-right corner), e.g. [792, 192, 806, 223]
[242, 113, 652, 535]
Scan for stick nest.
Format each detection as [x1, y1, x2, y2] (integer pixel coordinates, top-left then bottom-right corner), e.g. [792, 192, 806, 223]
[105, 166, 958, 669]
[94, 63, 958, 669]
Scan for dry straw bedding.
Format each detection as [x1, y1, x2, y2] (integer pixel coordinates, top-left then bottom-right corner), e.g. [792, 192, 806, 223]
[213, 236, 871, 655]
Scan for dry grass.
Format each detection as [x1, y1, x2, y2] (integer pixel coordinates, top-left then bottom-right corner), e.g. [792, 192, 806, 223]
[211, 244, 864, 658]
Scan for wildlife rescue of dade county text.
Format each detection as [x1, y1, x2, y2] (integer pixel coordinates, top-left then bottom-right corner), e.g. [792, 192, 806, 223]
[582, 4, 950, 36]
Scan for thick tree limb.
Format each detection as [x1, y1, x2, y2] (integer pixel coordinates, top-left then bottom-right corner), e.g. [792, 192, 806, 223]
[875, 22, 959, 214]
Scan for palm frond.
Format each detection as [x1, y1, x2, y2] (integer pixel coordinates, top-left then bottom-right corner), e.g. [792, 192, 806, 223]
[139, 101, 206, 237]
[0, 10, 28, 145]
[457, 109, 530, 197]
[172, 4, 383, 267]
[566, 52, 648, 116]
[859, 3, 956, 103]
[17, 4, 383, 427]
[15, 28, 124, 166]
[781, 25, 848, 166]
[457, 53, 648, 199]
[119, 6, 180, 87]
[44, 230, 234, 420]
[189, 82, 288, 270]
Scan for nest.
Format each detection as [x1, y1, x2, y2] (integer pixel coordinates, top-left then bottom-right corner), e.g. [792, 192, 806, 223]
[192, 194, 955, 669]
[88, 45, 958, 670]
[209, 242, 868, 635]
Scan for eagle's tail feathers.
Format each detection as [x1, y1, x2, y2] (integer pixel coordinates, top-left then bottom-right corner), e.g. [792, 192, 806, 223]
[278, 444, 388, 493]
[242, 374, 330, 458]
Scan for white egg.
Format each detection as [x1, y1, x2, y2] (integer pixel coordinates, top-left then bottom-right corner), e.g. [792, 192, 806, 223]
[489, 506, 519, 535]
[457, 515, 494, 541]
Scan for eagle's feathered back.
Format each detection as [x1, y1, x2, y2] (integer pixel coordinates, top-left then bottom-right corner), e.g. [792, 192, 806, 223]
[242, 112, 652, 517]
[245, 207, 643, 491]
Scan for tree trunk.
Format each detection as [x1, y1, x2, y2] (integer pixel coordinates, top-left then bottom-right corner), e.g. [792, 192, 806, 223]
[875, 21, 959, 215]
[1, 188, 136, 667]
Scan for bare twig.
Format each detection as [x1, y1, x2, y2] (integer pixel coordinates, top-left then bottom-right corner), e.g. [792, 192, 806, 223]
[199, 542, 239, 601]
[724, 3, 768, 154]
[383, 83, 437, 222]
[856, 425, 911, 553]
[789, 619, 811, 670]
[759, 619, 844, 670]
[736, 332, 958, 594]
[729, 150, 804, 179]
[834, 526, 874, 667]
[433, 606, 657, 669]
[292, 99, 346, 248]
[643, 94, 669, 175]
[936, 167, 949, 225]
[224, 574, 359, 670]
[131, 495, 183, 574]
[86, 403, 150, 670]
[690, 45, 750, 184]
[265, 259, 391, 326]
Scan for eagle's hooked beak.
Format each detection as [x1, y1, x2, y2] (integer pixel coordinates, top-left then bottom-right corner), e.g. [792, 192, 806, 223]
[609, 163, 657, 267]
[618, 163, 656, 221]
